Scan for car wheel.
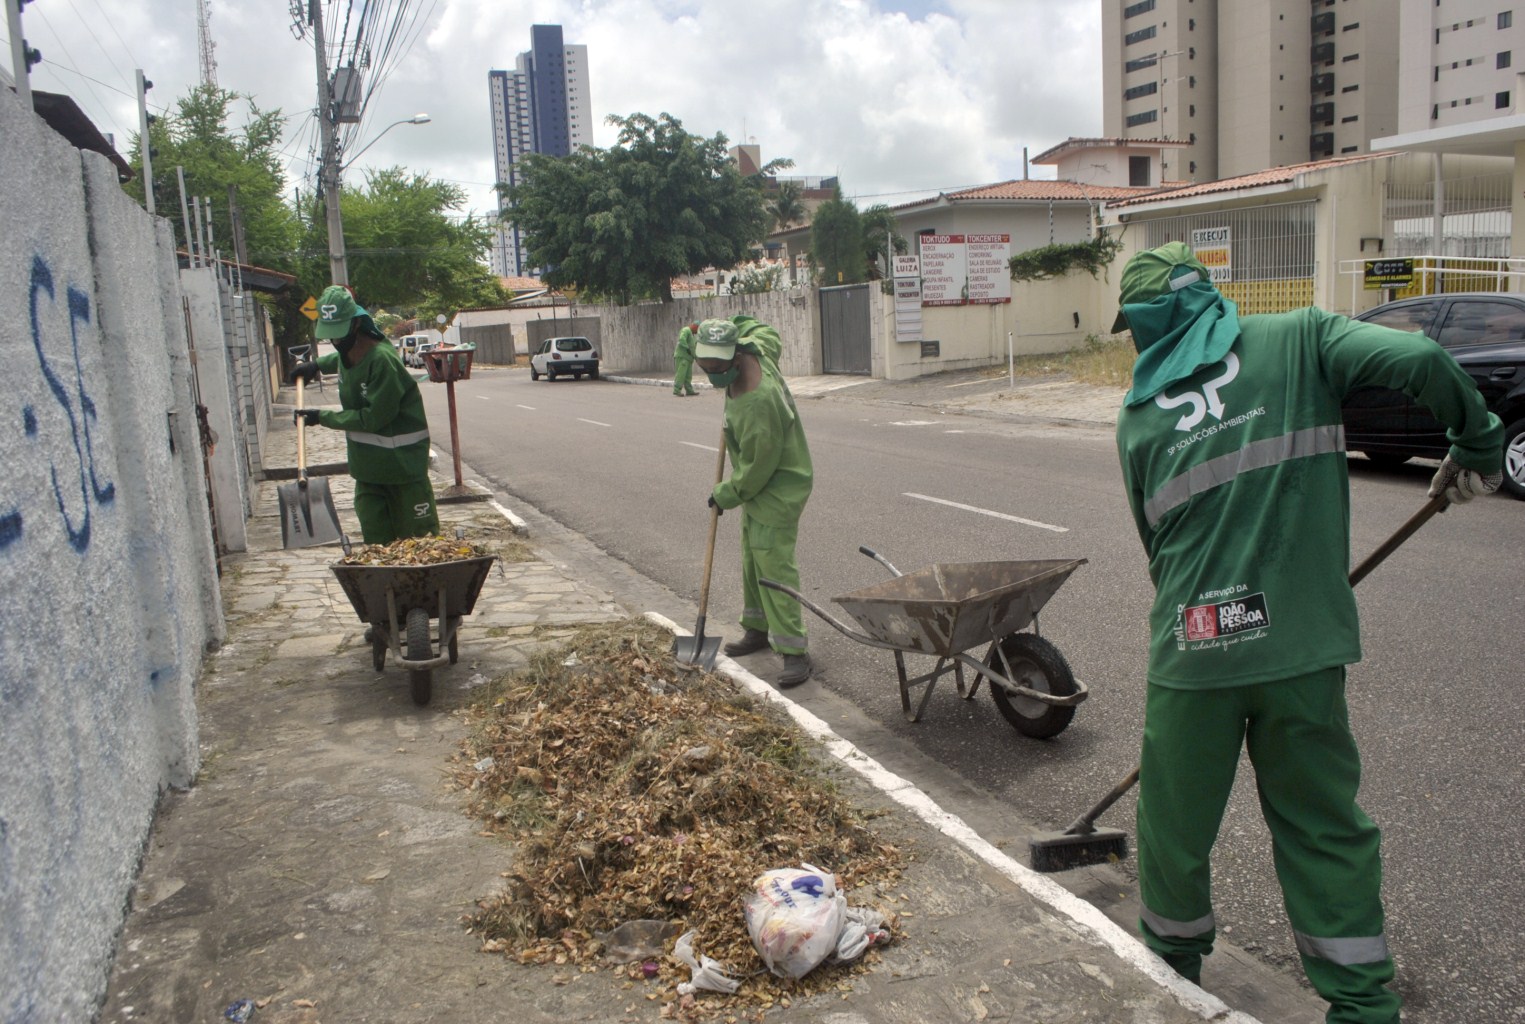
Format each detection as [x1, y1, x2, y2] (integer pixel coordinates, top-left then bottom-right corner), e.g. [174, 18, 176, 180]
[548, 369, 557, 381]
[590, 366, 600, 380]
[573, 372, 583, 380]
[1360, 450, 1411, 469]
[1503, 418, 1525, 500]
[530, 366, 540, 380]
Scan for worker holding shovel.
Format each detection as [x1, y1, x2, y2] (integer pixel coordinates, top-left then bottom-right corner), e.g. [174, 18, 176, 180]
[695, 316, 815, 688]
[291, 284, 440, 545]
[1112, 242, 1502, 1024]
[672, 321, 700, 396]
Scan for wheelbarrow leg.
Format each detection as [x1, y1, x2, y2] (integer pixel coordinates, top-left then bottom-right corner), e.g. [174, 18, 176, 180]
[896, 651, 947, 723]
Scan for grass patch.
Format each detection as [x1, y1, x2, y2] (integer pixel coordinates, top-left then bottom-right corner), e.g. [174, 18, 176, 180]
[983, 334, 1135, 389]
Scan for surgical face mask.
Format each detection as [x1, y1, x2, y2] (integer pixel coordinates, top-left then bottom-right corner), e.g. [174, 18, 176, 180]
[332, 323, 359, 357]
[706, 366, 740, 389]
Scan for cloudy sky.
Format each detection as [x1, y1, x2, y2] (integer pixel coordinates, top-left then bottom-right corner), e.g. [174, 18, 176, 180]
[10, 0, 1102, 220]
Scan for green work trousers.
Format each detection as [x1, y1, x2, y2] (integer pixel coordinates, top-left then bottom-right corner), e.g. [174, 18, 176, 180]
[1136, 667, 1399, 1024]
[738, 512, 806, 655]
[673, 352, 697, 395]
[353, 477, 440, 545]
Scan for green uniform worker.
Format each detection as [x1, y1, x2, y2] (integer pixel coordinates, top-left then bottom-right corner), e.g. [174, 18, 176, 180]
[1113, 243, 1503, 1024]
[673, 322, 700, 396]
[694, 316, 815, 688]
[291, 284, 440, 545]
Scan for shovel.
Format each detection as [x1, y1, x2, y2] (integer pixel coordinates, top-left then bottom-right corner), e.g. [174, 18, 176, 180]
[277, 372, 344, 549]
[1028, 492, 1450, 872]
[673, 429, 728, 669]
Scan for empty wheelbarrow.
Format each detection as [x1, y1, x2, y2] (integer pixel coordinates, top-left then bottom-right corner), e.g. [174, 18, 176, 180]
[329, 554, 497, 706]
[761, 547, 1088, 738]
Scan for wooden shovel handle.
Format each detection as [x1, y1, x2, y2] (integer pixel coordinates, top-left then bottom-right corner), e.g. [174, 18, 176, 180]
[1348, 493, 1449, 587]
[295, 374, 308, 482]
[695, 429, 727, 617]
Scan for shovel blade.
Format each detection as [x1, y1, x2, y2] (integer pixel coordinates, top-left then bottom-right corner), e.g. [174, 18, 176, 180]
[277, 475, 344, 549]
[672, 633, 721, 670]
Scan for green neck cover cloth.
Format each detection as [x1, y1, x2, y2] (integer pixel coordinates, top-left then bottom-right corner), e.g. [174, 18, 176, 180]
[1123, 280, 1241, 406]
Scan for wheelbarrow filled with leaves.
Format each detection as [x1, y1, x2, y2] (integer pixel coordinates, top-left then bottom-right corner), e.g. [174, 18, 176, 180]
[330, 537, 498, 706]
[762, 547, 1088, 738]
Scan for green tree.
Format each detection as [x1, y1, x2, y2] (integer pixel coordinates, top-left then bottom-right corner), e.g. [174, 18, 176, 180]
[125, 85, 300, 274]
[505, 112, 782, 303]
[860, 204, 908, 280]
[767, 180, 807, 232]
[808, 188, 865, 285]
[298, 168, 507, 319]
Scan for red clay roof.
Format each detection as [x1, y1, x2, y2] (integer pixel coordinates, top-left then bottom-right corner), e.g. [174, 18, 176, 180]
[893, 178, 1160, 211]
[1106, 152, 1389, 208]
[498, 275, 544, 292]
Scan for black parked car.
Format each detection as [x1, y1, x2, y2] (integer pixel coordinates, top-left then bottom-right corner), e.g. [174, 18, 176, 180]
[1343, 293, 1525, 499]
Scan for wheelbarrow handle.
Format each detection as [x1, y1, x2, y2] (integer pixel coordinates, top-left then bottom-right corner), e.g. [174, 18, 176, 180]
[857, 546, 903, 578]
[760, 578, 906, 652]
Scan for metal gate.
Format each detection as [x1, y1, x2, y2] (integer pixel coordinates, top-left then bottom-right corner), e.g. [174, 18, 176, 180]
[820, 283, 871, 374]
[1134, 200, 1317, 315]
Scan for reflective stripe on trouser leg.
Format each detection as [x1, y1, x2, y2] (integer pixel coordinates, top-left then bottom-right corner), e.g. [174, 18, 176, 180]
[1245, 668, 1399, 1024]
[1137, 682, 1251, 981]
[739, 512, 806, 654]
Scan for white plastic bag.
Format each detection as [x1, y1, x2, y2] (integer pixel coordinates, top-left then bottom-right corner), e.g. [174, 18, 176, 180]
[672, 930, 741, 995]
[742, 863, 847, 979]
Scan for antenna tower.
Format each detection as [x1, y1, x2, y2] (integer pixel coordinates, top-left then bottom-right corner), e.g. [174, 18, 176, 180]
[197, 0, 218, 86]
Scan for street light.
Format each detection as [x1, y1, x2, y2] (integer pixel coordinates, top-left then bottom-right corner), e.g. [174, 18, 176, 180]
[340, 114, 432, 172]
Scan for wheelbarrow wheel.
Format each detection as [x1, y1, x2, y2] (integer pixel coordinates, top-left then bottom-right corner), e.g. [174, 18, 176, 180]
[406, 607, 432, 706]
[984, 633, 1076, 739]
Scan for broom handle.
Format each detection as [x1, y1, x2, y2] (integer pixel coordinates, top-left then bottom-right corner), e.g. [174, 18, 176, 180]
[1084, 494, 1452, 837]
[695, 428, 727, 618]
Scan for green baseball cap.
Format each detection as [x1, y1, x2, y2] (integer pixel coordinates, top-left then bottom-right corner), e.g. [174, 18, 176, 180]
[314, 284, 368, 339]
[693, 318, 739, 360]
[1111, 242, 1213, 333]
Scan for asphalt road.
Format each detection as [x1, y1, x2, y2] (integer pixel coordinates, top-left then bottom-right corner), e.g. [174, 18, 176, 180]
[422, 366, 1523, 1024]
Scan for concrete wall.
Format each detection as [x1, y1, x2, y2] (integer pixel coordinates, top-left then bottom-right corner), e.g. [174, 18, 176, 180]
[1, 87, 223, 1022]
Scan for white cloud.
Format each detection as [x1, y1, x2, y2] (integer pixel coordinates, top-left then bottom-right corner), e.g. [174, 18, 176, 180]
[14, 0, 1100, 222]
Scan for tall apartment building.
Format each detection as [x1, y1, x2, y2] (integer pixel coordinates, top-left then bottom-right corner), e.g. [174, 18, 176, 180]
[1395, 0, 1525, 134]
[488, 24, 592, 277]
[1101, 0, 1398, 183]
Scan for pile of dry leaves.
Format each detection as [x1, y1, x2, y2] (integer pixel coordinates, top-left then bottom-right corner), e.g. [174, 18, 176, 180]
[340, 535, 493, 567]
[454, 619, 907, 1012]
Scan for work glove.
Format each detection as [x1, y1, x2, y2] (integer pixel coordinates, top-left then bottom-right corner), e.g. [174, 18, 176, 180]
[289, 361, 320, 384]
[707, 495, 723, 516]
[1428, 454, 1502, 504]
[293, 409, 321, 428]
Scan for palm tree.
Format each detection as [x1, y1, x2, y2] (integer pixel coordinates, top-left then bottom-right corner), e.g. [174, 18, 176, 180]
[768, 180, 807, 233]
[860, 204, 907, 281]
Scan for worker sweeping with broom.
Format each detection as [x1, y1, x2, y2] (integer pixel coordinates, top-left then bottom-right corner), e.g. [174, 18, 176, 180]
[290, 284, 440, 545]
[693, 316, 814, 688]
[1111, 242, 1502, 1024]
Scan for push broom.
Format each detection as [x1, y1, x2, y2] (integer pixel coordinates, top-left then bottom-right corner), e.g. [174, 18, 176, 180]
[1028, 492, 1449, 873]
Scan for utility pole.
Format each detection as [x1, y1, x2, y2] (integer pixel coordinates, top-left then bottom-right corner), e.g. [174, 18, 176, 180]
[310, 0, 347, 286]
[7, 0, 42, 111]
[136, 70, 155, 215]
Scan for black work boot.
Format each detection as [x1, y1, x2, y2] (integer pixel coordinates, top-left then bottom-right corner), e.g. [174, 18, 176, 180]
[723, 629, 770, 657]
[778, 654, 813, 688]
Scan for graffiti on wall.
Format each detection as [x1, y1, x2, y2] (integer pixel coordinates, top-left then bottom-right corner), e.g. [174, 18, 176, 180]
[11, 254, 117, 553]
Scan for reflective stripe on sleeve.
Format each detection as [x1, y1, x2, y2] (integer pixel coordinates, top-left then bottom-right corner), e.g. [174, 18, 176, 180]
[349, 428, 430, 450]
[1140, 906, 1216, 939]
[1293, 930, 1390, 965]
[1144, 424, 1345, 528]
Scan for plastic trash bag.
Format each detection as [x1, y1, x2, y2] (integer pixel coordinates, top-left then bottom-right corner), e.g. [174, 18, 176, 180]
[743, 863, 847, 979]
[673, 929, 741, 995]
[829, 905, 892, 963]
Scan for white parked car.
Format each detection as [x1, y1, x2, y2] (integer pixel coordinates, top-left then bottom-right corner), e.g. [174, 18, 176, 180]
[530, 336, 600, 381]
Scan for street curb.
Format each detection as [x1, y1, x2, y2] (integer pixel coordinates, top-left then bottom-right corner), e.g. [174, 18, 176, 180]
[642, 610, 1266, 1024]
[602, 373, 712, 392]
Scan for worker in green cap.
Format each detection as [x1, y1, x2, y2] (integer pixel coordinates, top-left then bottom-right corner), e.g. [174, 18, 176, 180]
[693, 315, 814, 687]
[672, 322, 700, 396]
[1113, 241, 1502, 1024]
[290, 284, 440, 545]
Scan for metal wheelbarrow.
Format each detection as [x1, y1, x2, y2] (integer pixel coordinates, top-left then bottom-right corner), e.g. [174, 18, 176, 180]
[329, 554, 498, 706]
[762, 547, 1088, 738]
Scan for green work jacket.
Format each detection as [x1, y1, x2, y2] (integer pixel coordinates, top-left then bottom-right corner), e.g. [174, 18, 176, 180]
[315, 342, 432, 485]
[712, 318, 813, 526]
[1116, 306, 1501, 690]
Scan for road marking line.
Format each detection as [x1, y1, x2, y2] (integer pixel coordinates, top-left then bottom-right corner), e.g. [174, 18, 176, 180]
[904, 492, 1068, 533]
[681, 441, 720, 452]
[891, 420, 941, 426]
[577, 418, 611, 427]
[515, 404, 535, 410]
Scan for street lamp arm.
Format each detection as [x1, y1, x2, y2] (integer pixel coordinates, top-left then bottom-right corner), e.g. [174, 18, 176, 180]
[340, 114, 431, 172]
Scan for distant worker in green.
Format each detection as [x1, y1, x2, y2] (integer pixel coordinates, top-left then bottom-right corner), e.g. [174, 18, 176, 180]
[1113, 242, 1502, 1024]
[290, 284, 440, 545]
[672, 321, 700, 396]
[694, 316, 815, 687]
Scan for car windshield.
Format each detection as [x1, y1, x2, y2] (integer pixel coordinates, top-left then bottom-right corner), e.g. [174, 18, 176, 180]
[556, 338, 592, 352]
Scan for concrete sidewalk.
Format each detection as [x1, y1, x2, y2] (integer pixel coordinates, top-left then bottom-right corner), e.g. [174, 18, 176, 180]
[98, 387, 1320, 1024]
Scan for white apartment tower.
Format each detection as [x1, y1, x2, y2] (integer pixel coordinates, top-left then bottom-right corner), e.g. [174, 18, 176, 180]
[489, 24, 593, 278]
[1102, 0, 1399, 182]
[1395, 0, 1525, 134]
